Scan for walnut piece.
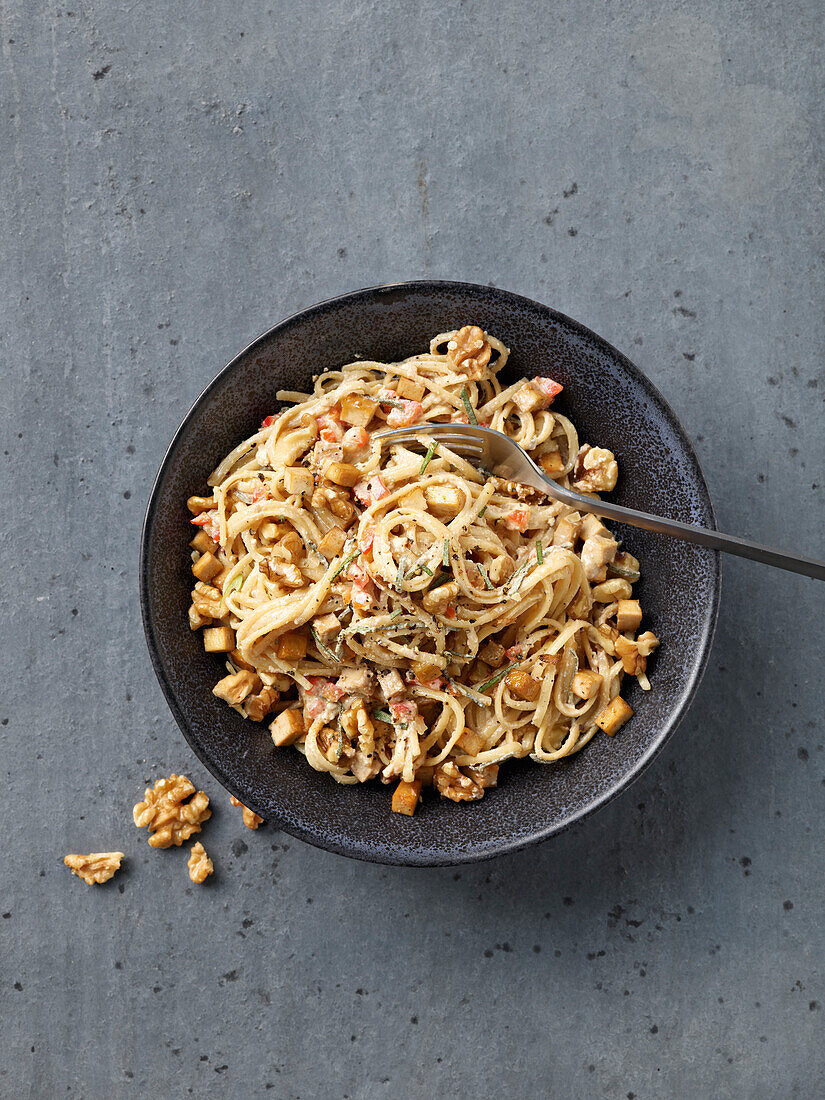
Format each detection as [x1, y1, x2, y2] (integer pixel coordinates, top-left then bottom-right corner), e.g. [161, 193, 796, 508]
[188, 841, 213, 884]
[446, 325, 492, 376]
[433, 762, 484, 802]
[615, 631, 660, 675]
[230, 795, 263, 830]
[133, 774, 212, 848]
[64, 851, 124, 885]
[573, 445, 619, 493]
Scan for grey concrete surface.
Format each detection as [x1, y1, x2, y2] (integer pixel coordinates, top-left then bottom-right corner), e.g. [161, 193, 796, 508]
[1, 1, 824, 1097]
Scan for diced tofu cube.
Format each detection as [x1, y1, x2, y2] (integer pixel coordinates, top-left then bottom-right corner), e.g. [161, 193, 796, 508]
[581, 513, 611, 541]
[275, 632, 307, 662]
[616, 599, 643, 632]
[187, 495, 215, 515]
[395, 377, 426, 402]
[512, 381, 546, 413]
[191, 551, 222, 582]
[479, 640, 506, 667]
[504, 669, 541, 701]
[312, 612, 341, 640]
[595, 696, 634, 736]
[284, 467, 314, 497]
[539, 451, 565, 476]
[458, 727, 483, 754]
[425, 484, 464, 519]
[340, 394, 379, 428]
[230, 648, 255, 672]
[317, 525, 348, 559]
[391, 779, 422, 816]
[324, 461, 361, 488]
[553, 511, 582, 548]
[336, 667, 374, 694]
[270, 708, 305, 747]
[591, 578, 633, 603]
[213, 670, 261, 704]
[572, 670, 602, 700]
[581, 534, 618, 582]
[190, 530, 217, 554]
[203, 625, 236, 653]
[412, 660, 441, 684]
[378, 669, 405, 700]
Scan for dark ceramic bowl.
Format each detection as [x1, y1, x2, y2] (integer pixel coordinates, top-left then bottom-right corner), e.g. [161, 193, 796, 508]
[140, 281, 720, 865]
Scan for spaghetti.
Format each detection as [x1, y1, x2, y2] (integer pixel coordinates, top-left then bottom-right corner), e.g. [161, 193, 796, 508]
[186, 327, 659, 815]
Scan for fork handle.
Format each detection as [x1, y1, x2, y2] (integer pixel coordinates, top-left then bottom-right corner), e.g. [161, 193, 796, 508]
[548, 484, 825, 581]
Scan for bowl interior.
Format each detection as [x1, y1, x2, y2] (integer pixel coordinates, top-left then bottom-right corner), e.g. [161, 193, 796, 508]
[140, 281, 719, 865]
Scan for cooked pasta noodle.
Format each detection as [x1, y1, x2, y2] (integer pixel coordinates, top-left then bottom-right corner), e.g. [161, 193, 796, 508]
[186, 327, 659, 814]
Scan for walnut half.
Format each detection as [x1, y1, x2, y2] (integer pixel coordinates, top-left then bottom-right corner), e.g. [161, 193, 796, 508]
[230, 796, 263, 830]
[433, 762, 484, 802]
[64, 851, 124, 885]
[133, 774, 212, 848]
[446, 326, 492, 376]
[573, 445, 618, 493]
[188, 841, 214, 884]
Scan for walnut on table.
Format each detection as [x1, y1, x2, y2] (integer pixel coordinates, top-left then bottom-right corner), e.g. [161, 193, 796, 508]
[64, 851, 124, 885]
[230, 796, 263, 830]
[188, 842, 213, 884]
[133, 774, 211, 848]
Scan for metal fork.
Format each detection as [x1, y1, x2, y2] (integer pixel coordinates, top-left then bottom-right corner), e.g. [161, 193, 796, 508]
[376, 424, 825, 581]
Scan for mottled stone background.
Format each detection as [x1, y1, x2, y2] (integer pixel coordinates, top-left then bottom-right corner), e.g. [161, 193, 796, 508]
[2, 2, 823, 1097]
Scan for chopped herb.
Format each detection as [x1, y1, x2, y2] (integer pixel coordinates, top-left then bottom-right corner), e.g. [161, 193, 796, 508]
[505, 557, 533, 595]
[373, 709, 392, 723]
[475, 660, 523, 694]
[336, 718, 344, 760]
[608, 561, 641, 581]
[395, 554, 408, 593]
[379, 398, 404, 410]
[428, 572, 454, 591]
[220, 571, 244, 612]
[444, 650, 471, 661]
[310, 627, 339, 664]
[445, 677, 491, 706]
[443, 538, 450, 567]
[419, 440, 437, 475]
[418, 563, 434, 577]
[330, 547, 361, 581]
[476, 562, 494, 590]
[477, 505, 487, 518]
[460, 385, 478, 425]
[536, 539, 544, 565]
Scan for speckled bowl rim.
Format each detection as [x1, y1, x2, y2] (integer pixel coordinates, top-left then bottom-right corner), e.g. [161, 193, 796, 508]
[139, 280, 721, 865]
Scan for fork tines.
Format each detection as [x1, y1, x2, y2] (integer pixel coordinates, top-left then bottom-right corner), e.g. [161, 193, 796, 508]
[375, 426, 484, 457]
